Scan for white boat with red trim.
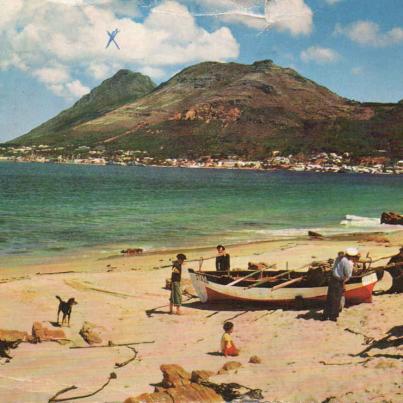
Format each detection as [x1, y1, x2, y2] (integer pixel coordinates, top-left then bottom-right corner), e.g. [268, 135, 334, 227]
[188, 268, 379, 307]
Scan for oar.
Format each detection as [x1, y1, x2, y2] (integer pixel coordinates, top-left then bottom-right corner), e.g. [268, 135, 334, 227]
[245, 270, 291, 289]
[270, 276, 304, 292]
[370, 253, 396, 263]
[159, 255, 217, 269]
[226, 269, 264, 287]
[378, 262, 402, 270]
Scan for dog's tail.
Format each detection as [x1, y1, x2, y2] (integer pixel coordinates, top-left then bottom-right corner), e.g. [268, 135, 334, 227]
[56, 295, 62, 302]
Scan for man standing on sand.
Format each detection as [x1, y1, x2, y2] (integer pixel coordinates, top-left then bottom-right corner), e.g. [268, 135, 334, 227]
[216, 245, 230, 272]
[387, 246, 403, 293]
[169, 253, 186, 315]
[322, 248, 359, 322]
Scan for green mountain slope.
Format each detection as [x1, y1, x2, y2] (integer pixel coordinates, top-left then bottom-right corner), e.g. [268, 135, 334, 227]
[13, 61, 402, 159]
[14, 70, 156, 143]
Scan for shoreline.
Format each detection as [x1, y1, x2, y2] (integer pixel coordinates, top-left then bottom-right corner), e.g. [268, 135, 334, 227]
[1, 159, 402, 176]
[1, 206, 402, 269]
[1, 229, 402, 280]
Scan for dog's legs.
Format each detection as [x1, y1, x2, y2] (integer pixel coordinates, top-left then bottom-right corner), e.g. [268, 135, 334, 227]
[67, 313, 71, 327]
[57, 309, 61, 325]
[62, 313, 67, 326]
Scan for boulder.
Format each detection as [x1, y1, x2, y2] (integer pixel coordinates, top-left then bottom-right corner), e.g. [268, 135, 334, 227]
[227, 107, 241, 121]
[166, 384, 223, 402]
[125, 392, 173, 403]
[125, 363, 265, 403]
[363, 235, 390, 244]
[121, 248, 143, 256]
[308, 231, 324, 239]
[381, 212, 403, 225]
[153, 386, 167, 393]
[217, 361, 242, 374]
[172, 112, 182, 121]
[0, 329, 33, 359]
[185, 109, 197, 120]
[249, 355, 262, 364]
[79, 322, 102, 345]
[32, 322, 66, 342]
[33, 322, 66, 341]
[0, 329, 32, 343]
[126, 384, 223, 403]
[221, 361, 242, 371]
[160, 364, 191, 388]
[191, 370, 215, 383]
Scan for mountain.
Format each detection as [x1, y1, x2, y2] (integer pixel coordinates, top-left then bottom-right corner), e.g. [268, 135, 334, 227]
[14, 70, 156, 144]
[12, 61, 402, 159]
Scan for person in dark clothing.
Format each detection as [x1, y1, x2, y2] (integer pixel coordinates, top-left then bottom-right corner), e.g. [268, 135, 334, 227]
[387, 246, 403, 293]
[169, 253, 186, 315]
[216, 245, 230, 272]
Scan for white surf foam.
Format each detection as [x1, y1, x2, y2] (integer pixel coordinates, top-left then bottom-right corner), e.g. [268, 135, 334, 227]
[340, 215, 381, 227]
[235, 214, 402, 242]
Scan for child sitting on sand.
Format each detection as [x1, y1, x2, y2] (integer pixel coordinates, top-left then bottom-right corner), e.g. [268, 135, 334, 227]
[221, 322, 239, 357]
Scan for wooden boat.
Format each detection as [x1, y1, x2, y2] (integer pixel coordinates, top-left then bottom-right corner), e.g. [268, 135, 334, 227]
[188, 268, 379, 307]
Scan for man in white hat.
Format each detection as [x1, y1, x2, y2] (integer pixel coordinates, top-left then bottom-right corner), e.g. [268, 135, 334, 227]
[322, 247, 359, 321]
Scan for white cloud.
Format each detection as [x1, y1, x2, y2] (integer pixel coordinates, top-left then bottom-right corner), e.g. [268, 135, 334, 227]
[87, 63, 114, 80]
[191, 0, 259, 11]
[33, 66, 71, 84]
[46, 0, 140, 17]
[139, 66, 166, 79]
[269, 0, 313, 36]
[325, 0, 343, 4]
[190, 0, 313, 36]
[0, 0, 239, 100]
[46, 80, 90, 99]
[48, 83, 66, 97]
[301, 46, 340, 63]
[32, 65, 90, 98]
[66, 80, 90, 97]
[335, 20, 403, 47]
[0, 0, 23, 28]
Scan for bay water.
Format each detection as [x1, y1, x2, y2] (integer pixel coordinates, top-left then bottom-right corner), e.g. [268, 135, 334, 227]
[0, 162, 402, 259]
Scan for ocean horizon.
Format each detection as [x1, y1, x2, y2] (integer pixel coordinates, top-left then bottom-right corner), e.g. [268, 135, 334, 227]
[0, 161, 402, 260]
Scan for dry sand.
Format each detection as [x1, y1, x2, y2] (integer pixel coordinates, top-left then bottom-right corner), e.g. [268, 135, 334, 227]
[0, 231, 402, 402]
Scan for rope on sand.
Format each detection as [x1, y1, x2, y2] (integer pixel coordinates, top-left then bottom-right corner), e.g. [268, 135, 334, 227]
[48, 372, 117, 402]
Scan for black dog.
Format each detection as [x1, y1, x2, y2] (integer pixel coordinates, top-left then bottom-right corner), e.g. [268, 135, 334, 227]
[56, 296, 77, 326]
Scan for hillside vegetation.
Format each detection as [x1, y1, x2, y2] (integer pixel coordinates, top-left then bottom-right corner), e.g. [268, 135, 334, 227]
[12, 61, 403, 159]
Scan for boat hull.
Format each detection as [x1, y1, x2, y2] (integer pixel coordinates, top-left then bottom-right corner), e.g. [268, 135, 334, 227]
[189, 270, 378, 307]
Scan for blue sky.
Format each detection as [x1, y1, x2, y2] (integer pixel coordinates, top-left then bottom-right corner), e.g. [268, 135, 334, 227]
[0, 0, 402, 142]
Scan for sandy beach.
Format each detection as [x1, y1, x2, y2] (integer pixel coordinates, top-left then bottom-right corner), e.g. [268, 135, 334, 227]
[0, 231, 402, 402]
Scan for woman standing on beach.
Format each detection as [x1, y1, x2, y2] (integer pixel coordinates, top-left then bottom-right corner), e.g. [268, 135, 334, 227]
[169, 253, 186, 315]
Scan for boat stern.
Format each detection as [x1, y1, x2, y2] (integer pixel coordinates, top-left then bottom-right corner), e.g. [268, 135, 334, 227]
[345, 272, 378, 304]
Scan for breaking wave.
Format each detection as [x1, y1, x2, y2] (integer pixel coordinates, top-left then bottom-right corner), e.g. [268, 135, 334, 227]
[340, 215, 381, 227]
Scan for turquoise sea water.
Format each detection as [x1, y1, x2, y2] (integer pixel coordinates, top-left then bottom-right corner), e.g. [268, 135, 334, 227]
[0, 162, 402, 259]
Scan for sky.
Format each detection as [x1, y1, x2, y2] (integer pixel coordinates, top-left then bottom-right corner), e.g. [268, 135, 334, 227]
[0, 0, 402, 142]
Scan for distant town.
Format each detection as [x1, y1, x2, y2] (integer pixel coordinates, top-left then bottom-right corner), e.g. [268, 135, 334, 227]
[0, 144, 402, 175]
